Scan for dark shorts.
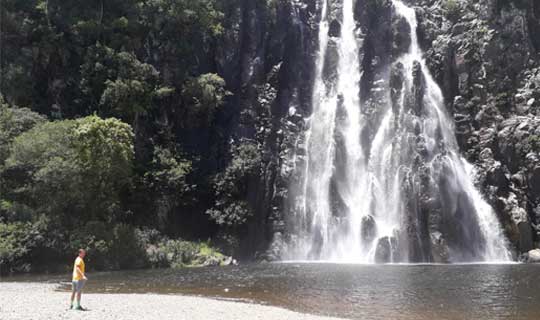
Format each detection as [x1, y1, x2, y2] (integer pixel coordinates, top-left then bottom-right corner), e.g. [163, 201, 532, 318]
[72, 279, 86, 293]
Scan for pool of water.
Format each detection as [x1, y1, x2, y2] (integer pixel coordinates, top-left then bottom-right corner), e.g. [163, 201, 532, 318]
[3, 263, 540, 319]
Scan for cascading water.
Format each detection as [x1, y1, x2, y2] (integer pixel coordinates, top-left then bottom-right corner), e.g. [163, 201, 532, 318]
[284, 0, 512, 263]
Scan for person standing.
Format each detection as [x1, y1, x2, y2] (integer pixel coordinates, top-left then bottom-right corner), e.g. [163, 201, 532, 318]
[70, 249, 87, 310]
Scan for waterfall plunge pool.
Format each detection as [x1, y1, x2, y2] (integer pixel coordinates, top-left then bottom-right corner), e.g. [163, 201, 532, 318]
[3, 263, 540, 319]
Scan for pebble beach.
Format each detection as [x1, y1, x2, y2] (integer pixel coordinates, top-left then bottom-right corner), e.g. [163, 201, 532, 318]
[0, 282, 344, 320]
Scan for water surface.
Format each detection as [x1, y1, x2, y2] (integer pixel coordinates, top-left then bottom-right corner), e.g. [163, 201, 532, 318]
[3, 263, 539, 320]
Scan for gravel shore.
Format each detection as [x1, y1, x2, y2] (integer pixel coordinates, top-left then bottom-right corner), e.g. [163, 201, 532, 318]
[0, 282, 344, 320]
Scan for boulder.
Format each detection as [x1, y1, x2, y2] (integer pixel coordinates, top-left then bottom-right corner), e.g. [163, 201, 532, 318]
[328, 19, 341, 38]
[360, 215, 377, 244]
[526, 249, 540, 263]
[430, 231, 450, 263]
[222, 256, 234, 266]
[202, 256, 221, 267]
[518, 221, 534, 253]
[485, 162, 509, 192]
[374, 236, 398, 263]
[265, 232, 284, 261]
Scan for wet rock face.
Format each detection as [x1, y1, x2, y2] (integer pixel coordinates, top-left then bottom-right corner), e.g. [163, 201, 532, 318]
[410, 61, 425, 116]
[481, 116, 540, 252]
[220, 0, 320, 259]
[390, 62, 405, 108]
[392, 15, 412, 55]
[409, 0, 540, 254]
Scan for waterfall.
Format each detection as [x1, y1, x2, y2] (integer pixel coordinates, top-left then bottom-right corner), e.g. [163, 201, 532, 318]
[284, 0, 511, 263]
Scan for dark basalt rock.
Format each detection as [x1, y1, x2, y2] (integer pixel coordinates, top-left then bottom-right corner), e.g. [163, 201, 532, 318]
[529, 166, 540, 196]
[392, 12, 412, 56]
[323, 40, 340, 87]
[390, 62, 405, 110]
[485, 162, 510, 193]
[375, 236, 399, 263]
[329, 19, 341, 38]
[360, 215, 377, 245]
[518, 221, 534, 253]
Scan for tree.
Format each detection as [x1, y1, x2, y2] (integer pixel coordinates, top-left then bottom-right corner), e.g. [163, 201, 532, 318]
[139, 0, 224, 82]
[144, 146, 193, 229]
[73, 116, 134, 220]
[181, 73, 229, 127]
[0, 98, 46, 165]
[2, 115, 134, 224]
[1, 119, 79, 223]
[81, 44, 173, 123]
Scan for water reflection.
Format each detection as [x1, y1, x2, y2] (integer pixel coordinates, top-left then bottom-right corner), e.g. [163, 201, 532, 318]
[3, 263, 540, 319]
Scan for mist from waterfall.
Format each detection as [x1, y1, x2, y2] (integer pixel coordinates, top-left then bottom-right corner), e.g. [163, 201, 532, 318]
[283, 0, 511, 263]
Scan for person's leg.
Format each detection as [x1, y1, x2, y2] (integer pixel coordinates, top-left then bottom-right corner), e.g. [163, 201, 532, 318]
[70, 281, 77, 308]
[75, 279, 86, 309]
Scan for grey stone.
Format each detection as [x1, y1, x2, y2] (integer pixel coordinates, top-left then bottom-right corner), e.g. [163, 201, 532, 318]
[360, 215, 377, 245]
[374, 236, 398, 263]
[527, 249, 540, 263]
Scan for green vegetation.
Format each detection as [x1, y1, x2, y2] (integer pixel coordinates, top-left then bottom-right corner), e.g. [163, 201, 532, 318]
[0, 220, 229, 273]
[206, 141, 261, 227]
[528, 135, 540, 153]
[442, 0, 461, 22]
[0, 0, 253, 274]
[0, 99, 47, 165]
[0, 222, 37, 273]
[181, 73, 230, 128]
[81, 45, 172, 123]
[3, 116, 133, 223]
[146, 238, 229, 269]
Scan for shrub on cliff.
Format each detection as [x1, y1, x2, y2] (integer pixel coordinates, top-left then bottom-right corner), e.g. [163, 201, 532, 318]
[181, 73, 230, 128]
[528, 135, 540, 153]
[443, 0, 461, 22]
[81, 45, 173, 123]
[206, 141, 261, 227]
[143, 146, 193, 229]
